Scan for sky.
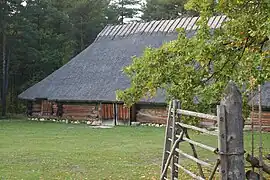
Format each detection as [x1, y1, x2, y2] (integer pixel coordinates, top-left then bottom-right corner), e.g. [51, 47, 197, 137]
[21, 0, 145, 23]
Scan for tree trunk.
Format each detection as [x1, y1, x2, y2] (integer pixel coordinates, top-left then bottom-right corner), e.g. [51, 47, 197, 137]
[1, 30, 7, 117]
[121, 0, 124, 24]
[80, 16, 84, 51]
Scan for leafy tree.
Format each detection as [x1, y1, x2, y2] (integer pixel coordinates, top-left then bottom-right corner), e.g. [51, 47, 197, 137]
[141, 0, 198, 21]
[108, 0, 141, 24]
[117, 0, 270, 121]
[0, 0, 25, 116]
[0, 0, 117, 114]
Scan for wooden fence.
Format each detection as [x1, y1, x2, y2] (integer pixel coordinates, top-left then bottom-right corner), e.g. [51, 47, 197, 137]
[161, 82, 245, 180]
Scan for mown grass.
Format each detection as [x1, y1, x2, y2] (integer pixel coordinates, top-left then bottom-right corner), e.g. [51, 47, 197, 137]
[0, 119, 269, 180]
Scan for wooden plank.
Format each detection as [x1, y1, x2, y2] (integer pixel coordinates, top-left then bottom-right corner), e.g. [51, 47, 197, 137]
[176, 149, 212, 167]
[176, 122, 218, 136]
[161, 102, 172, 180]
[133, 22, 146, 34]
[171, 100, 177, 178]
[110, 104, 113, 119]
[149, 20, 161, 34]
[161, 130, 185, 179]
[218, 104, 228, 179]
[63, 113, 92, 116]
[168, 18, 181, 32]
[176, 17, 187, 29]
[215, 16, 226, 28]
[108, 104, 110, 119]
[182, 17, 193, 30]
[180, 137, 217, 152]
[159, 20, 172, 32]
[115, 103, 118, 126]
[207, 16, 216, 27]
[153, 20, 166, 32]
[176, 109, 217, 121]
[186, 17, 199, 31]
[119, 105, 122, 120]
[163, 19, 176, 32]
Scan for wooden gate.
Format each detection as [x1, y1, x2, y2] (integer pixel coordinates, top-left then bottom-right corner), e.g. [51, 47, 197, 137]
[161, 82, 245, 180]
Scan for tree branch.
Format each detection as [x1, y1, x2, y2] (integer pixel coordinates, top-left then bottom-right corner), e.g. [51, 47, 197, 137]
[260, 36, 269, 53]
[204, 36, 249, 83]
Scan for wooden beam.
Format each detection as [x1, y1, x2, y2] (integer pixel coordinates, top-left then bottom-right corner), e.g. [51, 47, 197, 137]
[176, 149, 212, 167]
[176, 122, 218, 136]
[219, 81, 245, 180]
[114, 103, 118, 126]
[176, 109, 217, 121]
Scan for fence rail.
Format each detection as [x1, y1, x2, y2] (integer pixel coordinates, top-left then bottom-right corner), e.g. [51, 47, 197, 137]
[176, 122, 218, 136]
[175, 109, 218, 122]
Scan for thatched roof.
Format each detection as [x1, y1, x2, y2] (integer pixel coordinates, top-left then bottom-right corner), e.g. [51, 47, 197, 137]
[18, 16, 227, 103]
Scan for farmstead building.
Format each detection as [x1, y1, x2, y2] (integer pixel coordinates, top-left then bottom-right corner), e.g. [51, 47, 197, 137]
[19, 16, 228, 125]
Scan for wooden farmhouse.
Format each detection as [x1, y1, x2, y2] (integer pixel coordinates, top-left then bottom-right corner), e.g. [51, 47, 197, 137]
[248, 82, 270, 132]
[19, 15, 231, 126]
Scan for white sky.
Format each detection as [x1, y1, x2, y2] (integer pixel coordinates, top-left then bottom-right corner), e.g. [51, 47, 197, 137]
[21, 0, 145, 23]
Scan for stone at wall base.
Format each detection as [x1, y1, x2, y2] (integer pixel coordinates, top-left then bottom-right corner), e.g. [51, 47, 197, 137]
[131, 122, 141, 126]
[92, 120, 102, 126]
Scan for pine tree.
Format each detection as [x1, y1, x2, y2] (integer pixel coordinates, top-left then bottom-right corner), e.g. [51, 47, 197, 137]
[108, 0, 141, 24]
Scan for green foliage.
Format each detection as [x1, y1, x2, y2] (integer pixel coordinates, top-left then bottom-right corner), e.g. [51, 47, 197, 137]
[117, 0, 270, 119]
[0, 0, 123, 114]
[108, 0, 141, 24]
[141, 0, 198, 21]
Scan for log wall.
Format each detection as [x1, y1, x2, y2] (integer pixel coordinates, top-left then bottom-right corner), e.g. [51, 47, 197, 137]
[28, 100, 270, 131]
[28, 100, 131, 123]
[62, 104, 99, 121]
[248, 111, 270, 132]
[136, 105, 168, 124]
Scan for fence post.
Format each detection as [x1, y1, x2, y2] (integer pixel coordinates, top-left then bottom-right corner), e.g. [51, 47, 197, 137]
[171, 100, 181, 179]
[218, 81, 245, 180]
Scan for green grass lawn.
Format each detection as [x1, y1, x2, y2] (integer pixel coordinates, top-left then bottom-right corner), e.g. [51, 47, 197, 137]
[0, 119, 269, 180]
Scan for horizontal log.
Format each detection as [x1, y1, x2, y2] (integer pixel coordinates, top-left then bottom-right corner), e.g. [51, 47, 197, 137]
[176, 109, 217, 121]
[180, 137, 217, 152]
[63, 109, 98, 113]
[176, 122, 218, 136]
[251, 112, 270, 115]
[176, 149, 212, 167]
[174, 163, 205, 180]
[137, 112, 166, 120]
[246, 154, 270, 174]
[251, 115, 270, 119]
[249, 117, 270, 120]
[63, 107, 96, 111]
[245, 122, 270, 126]
[63, 108, 96, 111]
[63, 113, 97, 117]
